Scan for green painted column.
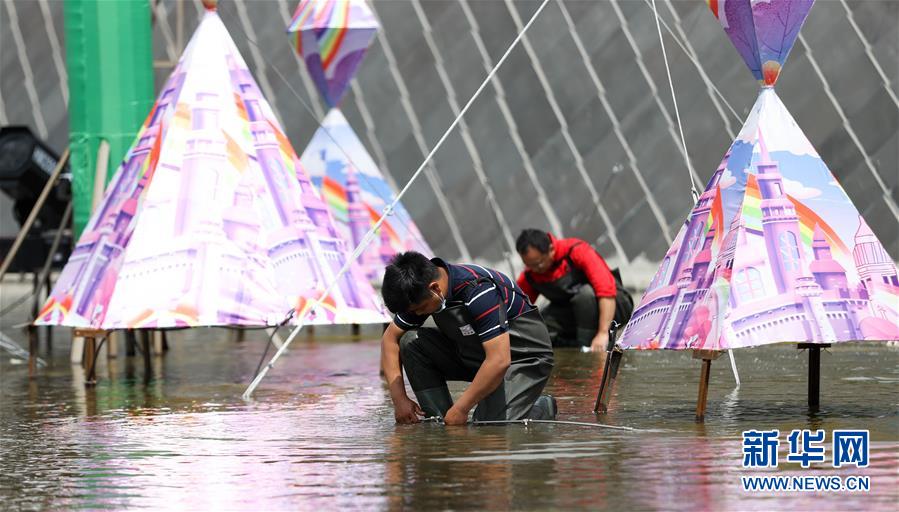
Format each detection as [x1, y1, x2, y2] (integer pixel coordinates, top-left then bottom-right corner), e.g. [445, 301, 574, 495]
[65, 0, 154, 237]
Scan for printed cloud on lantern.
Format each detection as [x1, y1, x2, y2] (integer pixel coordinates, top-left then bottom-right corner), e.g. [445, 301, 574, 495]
[619, 88, 899, 350]
[299, 109, 432, 282]
[34, 9, 387, 329]
[287, 0, 379, 108]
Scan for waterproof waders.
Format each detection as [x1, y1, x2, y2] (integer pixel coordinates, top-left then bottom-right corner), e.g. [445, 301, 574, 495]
[399, 307, 556, 421]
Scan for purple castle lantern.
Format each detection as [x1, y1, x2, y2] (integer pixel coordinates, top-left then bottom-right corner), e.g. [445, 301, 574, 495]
[35, 5, 387, 329]
[619, 0, 898, 351]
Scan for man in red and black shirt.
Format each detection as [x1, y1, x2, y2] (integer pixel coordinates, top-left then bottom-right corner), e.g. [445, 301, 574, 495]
[516, 229, 632, 351]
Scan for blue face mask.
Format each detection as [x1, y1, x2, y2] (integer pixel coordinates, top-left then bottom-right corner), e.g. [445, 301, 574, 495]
[432, 290, 447, 313]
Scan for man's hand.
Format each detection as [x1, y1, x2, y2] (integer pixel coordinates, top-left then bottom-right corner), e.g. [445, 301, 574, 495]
[443, 405, 469, 426]
[394, 395, 424, 424]
[590, 331, 610, 352]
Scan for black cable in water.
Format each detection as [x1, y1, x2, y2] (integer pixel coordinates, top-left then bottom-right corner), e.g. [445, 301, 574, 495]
[419, 416, 654, 431]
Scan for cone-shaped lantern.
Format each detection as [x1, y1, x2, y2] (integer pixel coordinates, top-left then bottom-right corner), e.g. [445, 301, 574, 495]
[619, 0, 898, 350]
[35, 6, 387, 329]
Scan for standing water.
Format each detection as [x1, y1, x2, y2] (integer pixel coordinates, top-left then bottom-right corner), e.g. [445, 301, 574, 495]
[1, 324, 897, 510]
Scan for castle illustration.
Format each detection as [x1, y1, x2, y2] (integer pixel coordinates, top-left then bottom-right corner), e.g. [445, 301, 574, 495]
[50, 45, 373, 327]
[625, 133, 899, 348]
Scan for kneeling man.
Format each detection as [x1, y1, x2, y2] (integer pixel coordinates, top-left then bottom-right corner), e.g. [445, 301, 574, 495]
[380, 252, 556, 425]
[516, 229, 633, 351]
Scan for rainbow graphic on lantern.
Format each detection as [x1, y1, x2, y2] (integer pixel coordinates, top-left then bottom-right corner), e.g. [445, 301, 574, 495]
[300, 109, 432, 282]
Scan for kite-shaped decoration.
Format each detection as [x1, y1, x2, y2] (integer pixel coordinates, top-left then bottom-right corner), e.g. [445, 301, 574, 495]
[35, 6, 387, 329]
[299, 109, 432, 281]
[287, 0, 379, 108]
[707, 0, 814, 85]
[620, 0, 898, 350]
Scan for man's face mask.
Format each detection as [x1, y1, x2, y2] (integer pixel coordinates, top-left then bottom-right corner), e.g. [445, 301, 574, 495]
[432, 289, 447, 313]
[409, 284, 445, 316]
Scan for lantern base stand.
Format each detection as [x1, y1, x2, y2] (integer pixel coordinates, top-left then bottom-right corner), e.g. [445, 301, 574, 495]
[73, 328, 108, 386]
[797, 343, 830, 410]
[693, 350, 723, 422]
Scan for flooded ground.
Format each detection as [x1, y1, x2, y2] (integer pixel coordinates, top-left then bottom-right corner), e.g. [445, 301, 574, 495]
[1, 313, 897, 510]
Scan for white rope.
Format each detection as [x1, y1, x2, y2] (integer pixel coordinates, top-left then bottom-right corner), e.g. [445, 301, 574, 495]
[654, 0, 739, 136]
[649, 0, 740, 386]
[242, 0, 552, 400]
[649, 0, 698, 202]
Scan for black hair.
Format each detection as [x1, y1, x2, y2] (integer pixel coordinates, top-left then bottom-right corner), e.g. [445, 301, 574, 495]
[381, 251, 440, 314]
[516, 228, 552, 254]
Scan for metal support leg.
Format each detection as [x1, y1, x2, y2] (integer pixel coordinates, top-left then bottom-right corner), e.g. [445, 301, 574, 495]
[692, 350, 723, 422]
[798, 343, 829, 410]
[696, 358, 711, 422]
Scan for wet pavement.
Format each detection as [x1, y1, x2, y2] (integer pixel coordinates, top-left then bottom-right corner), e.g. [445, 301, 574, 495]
[1, 318, 897, 510]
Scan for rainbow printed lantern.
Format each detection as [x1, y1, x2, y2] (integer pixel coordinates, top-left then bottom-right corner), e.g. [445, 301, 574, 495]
[619, 0, 898, 350]
[35, 8, 387, 329]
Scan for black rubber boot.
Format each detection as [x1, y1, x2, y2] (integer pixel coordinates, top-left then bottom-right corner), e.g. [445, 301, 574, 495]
[413, 386, 454, 418]
[527, 394, 558, 420]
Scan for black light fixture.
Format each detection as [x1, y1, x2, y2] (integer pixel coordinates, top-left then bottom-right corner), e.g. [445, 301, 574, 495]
[0, 125, 70, 231]
[0, 125, 72, 274]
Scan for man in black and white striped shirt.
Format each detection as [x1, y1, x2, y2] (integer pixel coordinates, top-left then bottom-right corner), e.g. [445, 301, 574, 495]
[380, 252, 556, 425]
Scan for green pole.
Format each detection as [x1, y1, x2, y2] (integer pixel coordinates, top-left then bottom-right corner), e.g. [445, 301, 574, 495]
[65, 0, 154, 237]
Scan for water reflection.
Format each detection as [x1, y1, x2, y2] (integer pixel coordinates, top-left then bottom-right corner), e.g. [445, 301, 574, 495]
[0, 328, 897, 510]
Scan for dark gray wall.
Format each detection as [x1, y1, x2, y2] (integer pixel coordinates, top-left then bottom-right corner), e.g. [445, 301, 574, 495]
[2, 0, 897, 281]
